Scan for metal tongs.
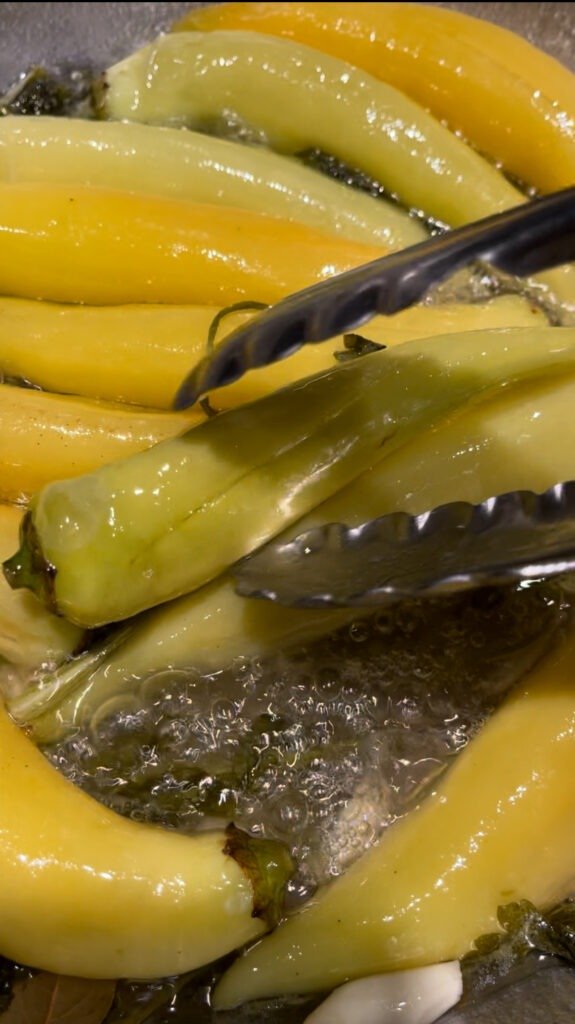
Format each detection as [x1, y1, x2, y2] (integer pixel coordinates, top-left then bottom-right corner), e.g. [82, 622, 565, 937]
[174, 188, 575, 608]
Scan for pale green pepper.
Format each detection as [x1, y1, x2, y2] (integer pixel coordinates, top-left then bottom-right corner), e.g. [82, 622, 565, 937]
[0, 116, 425, 252]
[8, 328, 575, 629]
[9, 327, 575, 744]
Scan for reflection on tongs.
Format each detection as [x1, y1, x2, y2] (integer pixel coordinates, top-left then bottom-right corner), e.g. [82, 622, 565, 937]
[233, 483, 575, 607]
[173, 188, 575, 607]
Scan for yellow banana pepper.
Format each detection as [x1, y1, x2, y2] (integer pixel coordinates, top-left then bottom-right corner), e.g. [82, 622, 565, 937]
[0, 183, 382, 306]
[179, 2, 575, 193]
[0, 295, 545, 410]
[214, 620, 575, 1006]
[0, 116, 425, 252]
[0, 699, 291, 978]
[0, 384, 200, 504]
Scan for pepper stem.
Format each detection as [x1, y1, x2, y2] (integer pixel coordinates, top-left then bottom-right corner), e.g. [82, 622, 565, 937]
[224, 823, 294, 930]
[2, 510, 57, 611]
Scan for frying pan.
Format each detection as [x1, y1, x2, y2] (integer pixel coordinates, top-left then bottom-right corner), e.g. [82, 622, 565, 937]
[0, 3, 574, 1022]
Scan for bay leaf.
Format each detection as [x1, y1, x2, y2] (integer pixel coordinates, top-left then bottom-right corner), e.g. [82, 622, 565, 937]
[1, 973, 115, 1024]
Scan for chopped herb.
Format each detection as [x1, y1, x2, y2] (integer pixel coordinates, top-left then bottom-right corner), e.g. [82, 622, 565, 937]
[462, 898, 575, 1001]
[297, 148, 447, 233]
[0, 67, 93, 118]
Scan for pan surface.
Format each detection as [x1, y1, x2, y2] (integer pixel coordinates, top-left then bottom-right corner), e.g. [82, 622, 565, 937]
[0, 3, 574, 1021]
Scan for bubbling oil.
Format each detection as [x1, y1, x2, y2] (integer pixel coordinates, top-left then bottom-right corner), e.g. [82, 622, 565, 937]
[47, 581, 569, 895]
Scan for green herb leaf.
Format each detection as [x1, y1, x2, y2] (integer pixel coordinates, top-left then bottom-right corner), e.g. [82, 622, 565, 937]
[333, 333, 386, 363]
[463, 898, 575, 1000]
[1, 973, 115, 1024]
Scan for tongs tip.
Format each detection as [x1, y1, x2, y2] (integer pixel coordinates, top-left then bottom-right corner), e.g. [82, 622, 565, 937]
[173, 187, 575, 410]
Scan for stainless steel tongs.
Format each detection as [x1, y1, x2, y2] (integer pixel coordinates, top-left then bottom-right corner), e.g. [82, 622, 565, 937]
[174, 188, 575, 608]
[174, 187, 575, 410]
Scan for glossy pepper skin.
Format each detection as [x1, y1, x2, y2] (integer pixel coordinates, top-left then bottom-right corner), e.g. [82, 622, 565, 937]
[6, 326, 575, 630]
[0, 116, 425, 252]
[214, 620, 575, 1006]
[0, 698, 291, 979]
[101, 31, 575, 307]
[7, 338, 429, 627]
[0, 183, 382, 306]
[102, 30, 524, 228]
[178, 2, 575, 193]
[300, 371, 575, 529]
[0, 295, 543, 411]
[0, 383, 201, 504]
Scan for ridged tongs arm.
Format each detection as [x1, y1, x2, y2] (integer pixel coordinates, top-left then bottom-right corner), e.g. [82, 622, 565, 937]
[174, 187, 575, 410]
[233, 484, 575, 608]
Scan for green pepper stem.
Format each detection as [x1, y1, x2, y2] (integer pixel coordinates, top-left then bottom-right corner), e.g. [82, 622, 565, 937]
[2, 510, 57, 611]
[224, 823, 294, 930]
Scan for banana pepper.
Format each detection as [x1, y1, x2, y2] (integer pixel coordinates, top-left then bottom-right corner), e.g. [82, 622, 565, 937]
[0, 183, 382, 306]
[0, 116, 425, 252]
[102, 30, 523, 228]
[0, 383, 200, 504]
[16, 336, 575, 745]
[0, 697, 292, 978]
[179, 2, 575, 194]
[214, 619, 575, 1005]
[302, 371, 575, 527]
[8, 327, 575, 629]
[101, 31, 575, 307]
[0, 295, 544, 410]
